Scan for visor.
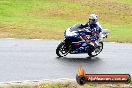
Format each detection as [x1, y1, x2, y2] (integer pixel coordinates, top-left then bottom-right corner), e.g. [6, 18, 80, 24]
[89, 19, 96, 21]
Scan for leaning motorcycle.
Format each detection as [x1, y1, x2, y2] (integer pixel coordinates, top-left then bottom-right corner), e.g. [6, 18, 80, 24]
[56, 24, 109, 57]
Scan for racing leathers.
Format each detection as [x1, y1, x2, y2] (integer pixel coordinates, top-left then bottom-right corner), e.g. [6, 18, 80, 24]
[79, 22, 102, 49]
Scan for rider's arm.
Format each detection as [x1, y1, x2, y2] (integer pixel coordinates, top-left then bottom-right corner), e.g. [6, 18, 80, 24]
[96, 22, 102, 29]
[89, 25, 102, 41]
[79, 22, 89, 29]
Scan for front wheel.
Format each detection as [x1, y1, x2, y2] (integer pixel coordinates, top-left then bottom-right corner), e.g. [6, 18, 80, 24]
[56, 42, 69, 57]
[88, 42, 103, 57]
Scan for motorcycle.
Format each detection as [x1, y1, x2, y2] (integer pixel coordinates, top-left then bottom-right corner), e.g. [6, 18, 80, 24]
[56, 24, 109, 57]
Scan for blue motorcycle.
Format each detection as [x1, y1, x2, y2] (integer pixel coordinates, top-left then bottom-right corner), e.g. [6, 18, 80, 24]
[56, 24, 109, 57]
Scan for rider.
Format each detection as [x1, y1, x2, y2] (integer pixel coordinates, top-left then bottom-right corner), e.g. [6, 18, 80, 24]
[79, 14, 102, 51]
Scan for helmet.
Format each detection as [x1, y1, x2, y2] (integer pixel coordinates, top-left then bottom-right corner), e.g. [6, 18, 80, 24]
[89, 14, 98, 24]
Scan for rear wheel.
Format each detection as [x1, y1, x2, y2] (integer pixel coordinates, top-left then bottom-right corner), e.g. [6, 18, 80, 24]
[88, 42, 103, 57]
[56, 42, 70, 57]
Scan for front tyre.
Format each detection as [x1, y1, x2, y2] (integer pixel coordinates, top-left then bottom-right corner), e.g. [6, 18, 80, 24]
[56, 42, 69, 57]
[88, 42, 103, 57]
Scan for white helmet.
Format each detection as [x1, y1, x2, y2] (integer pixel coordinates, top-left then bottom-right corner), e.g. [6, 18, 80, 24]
[89, 14, 98, 24]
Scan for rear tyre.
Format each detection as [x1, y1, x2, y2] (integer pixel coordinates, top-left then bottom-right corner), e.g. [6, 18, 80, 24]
[56, 42, 69, 57]
[88, 42, 103, 57]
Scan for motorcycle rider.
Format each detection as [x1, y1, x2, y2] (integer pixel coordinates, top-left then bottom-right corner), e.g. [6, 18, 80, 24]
[79, 14, 102, 51]
[65, 14, 102, 52]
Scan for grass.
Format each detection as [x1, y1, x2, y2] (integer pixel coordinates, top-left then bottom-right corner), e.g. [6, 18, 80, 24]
[0, 81, 132, 88]
[0, 0, 132, 42]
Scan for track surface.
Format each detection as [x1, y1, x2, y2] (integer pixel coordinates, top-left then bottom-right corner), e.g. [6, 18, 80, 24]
[0, 39, 132, 82]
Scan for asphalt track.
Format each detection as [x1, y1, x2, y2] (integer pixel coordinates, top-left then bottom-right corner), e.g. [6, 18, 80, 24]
[0, 39, 132, 82]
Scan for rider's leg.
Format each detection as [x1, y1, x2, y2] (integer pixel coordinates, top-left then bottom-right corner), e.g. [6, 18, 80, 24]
[81, 36, 90, 43]
[81, 36, 95, 51]
[90, 40, 99, 48]
[89, 36, 101, 49]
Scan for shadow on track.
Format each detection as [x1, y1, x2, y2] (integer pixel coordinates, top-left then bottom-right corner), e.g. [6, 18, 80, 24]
[56, 56, 102, 64]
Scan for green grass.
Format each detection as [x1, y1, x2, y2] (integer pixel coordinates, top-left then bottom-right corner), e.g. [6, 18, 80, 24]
[1, 82, 132, 88]
[0, 0, 132, 42]
[102, 24, 132, 42]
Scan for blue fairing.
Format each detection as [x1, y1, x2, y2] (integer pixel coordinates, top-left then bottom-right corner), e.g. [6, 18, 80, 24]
[70, 41, 88, 54]
[64, 30, 89, 54]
